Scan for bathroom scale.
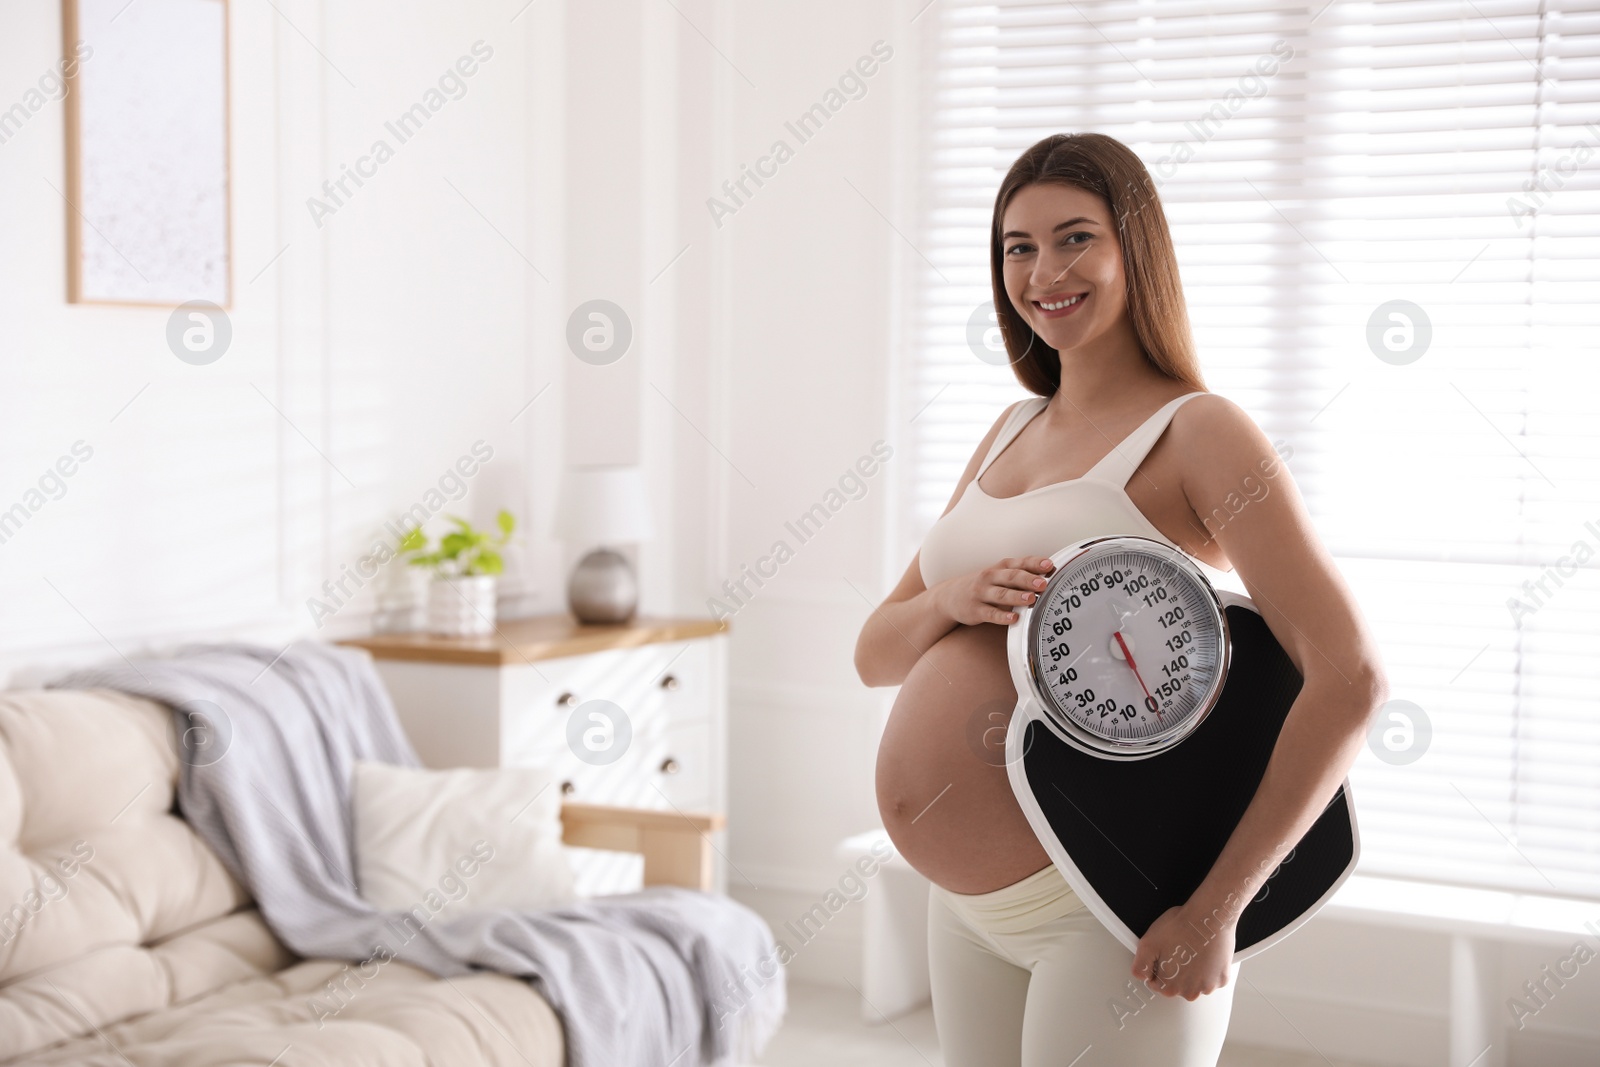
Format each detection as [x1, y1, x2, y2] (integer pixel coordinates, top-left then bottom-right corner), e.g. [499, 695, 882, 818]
[1003, 535, 1359, 963]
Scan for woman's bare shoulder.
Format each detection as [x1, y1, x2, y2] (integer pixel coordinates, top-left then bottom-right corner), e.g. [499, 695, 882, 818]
[1169, 391, 1274, 455]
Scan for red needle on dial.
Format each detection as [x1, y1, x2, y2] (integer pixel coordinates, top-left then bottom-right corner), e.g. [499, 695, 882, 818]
[1113, 631, 1160, 720]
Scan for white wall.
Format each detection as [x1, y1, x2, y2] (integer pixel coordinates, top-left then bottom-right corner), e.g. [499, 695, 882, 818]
[0, 0, 569, 683]
[544, 0, 904, 924]
[707, 0, 905, 893]
[1225, 917, 1600, 1067]
[0, 0, 717, 753]
[684, 0, 922, 1004]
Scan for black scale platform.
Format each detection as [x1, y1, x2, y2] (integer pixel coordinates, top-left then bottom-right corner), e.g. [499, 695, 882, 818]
[1018, 603, 1358, 955]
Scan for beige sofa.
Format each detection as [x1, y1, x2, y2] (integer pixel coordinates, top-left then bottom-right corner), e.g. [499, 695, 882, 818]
[0, 688, 724, 1066]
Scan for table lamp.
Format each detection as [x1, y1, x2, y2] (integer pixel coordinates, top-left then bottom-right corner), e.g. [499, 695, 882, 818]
[554, 465, 656, 624]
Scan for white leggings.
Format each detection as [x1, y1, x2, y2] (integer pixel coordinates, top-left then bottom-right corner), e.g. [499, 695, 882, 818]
[927, 864, 1237, 1067]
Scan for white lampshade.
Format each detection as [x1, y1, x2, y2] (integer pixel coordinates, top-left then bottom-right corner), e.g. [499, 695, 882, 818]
[554, 465, 655, 547]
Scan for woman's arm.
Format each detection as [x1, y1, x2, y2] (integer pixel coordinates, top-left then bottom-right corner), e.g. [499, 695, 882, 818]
[1131, 394, 1390, 1000]
[852, 565, 958, 688]
[854, 401, 1027, 688]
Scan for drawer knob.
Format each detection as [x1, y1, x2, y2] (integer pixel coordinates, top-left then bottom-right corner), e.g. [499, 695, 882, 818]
[560, 779, 576, 795]
[556, 691, 578, 708]
[659, 674, 680, 691]
[659, 756, 680, 775]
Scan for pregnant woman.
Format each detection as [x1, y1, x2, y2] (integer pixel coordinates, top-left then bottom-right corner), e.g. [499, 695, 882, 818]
[855, 133, 1389, 1067]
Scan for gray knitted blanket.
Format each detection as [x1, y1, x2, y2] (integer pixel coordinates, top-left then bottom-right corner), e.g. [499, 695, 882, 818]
[50, 642, 783, 1067]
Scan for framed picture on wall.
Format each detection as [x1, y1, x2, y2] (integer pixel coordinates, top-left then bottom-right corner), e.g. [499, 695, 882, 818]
[61, 0, 232, 307]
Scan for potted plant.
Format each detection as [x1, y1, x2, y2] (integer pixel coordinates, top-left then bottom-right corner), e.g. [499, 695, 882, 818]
[398, 511, 516, 637]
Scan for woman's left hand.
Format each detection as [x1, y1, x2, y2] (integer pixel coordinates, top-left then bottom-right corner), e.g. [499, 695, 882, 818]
[1130, 903, 1236, 1000]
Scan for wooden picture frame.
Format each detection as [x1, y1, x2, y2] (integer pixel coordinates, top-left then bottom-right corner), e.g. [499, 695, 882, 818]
[61, 0, 232, 308]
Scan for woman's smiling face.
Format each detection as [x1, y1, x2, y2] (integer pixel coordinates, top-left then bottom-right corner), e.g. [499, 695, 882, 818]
[1000, 182, 1128, 356]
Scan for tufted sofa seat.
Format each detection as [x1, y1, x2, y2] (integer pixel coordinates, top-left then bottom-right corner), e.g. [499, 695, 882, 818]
[0, 687, 571, 1066]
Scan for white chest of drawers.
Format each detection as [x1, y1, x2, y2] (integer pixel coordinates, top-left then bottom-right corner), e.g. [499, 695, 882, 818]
[343, 615, 729, 897]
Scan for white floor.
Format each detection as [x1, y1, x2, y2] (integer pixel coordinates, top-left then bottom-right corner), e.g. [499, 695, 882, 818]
[754, 980, 1375, 1067]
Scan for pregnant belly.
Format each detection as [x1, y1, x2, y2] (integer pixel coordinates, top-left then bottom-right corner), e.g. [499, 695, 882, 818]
[875, 623, 1051, 894]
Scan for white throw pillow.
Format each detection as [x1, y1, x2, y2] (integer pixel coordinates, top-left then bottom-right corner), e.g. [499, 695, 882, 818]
[351, 761, 578, 917]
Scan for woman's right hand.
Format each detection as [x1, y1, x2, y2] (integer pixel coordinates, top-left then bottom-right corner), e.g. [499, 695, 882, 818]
[930, 555, 1057, 627]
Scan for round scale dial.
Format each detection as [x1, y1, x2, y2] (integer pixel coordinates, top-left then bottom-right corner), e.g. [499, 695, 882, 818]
[1023, 536, 1231, 759]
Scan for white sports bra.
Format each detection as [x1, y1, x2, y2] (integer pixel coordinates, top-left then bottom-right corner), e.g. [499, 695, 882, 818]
[918, 392, 1236, 590]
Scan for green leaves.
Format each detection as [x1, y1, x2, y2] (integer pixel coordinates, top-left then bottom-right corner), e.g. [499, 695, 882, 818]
[440, 530, 479, 556]
[397, 526, 427, 554]
[399, 510, 517, 577]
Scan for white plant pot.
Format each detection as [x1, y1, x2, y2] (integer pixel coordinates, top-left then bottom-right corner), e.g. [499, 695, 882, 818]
[373, 567, 430, 634]
[427, 575, 497, 637]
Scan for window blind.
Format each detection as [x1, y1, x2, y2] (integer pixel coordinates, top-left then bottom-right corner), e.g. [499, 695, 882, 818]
[908, 0, 1600, 898]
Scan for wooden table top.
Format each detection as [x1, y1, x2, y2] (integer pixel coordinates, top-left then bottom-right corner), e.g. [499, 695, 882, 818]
[339, 614, 728, 666]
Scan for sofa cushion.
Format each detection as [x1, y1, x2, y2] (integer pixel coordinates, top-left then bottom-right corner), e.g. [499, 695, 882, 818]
[0, 689, 562, 1066]
[16, 961, 564, 1066]
[351, 760, 577, 916]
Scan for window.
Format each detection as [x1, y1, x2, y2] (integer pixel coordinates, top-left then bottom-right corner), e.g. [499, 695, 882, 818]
[908, 0, 1600, 897]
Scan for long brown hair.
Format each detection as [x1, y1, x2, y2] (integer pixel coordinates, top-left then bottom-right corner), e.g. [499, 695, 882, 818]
[990, 133, 1206, 396]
